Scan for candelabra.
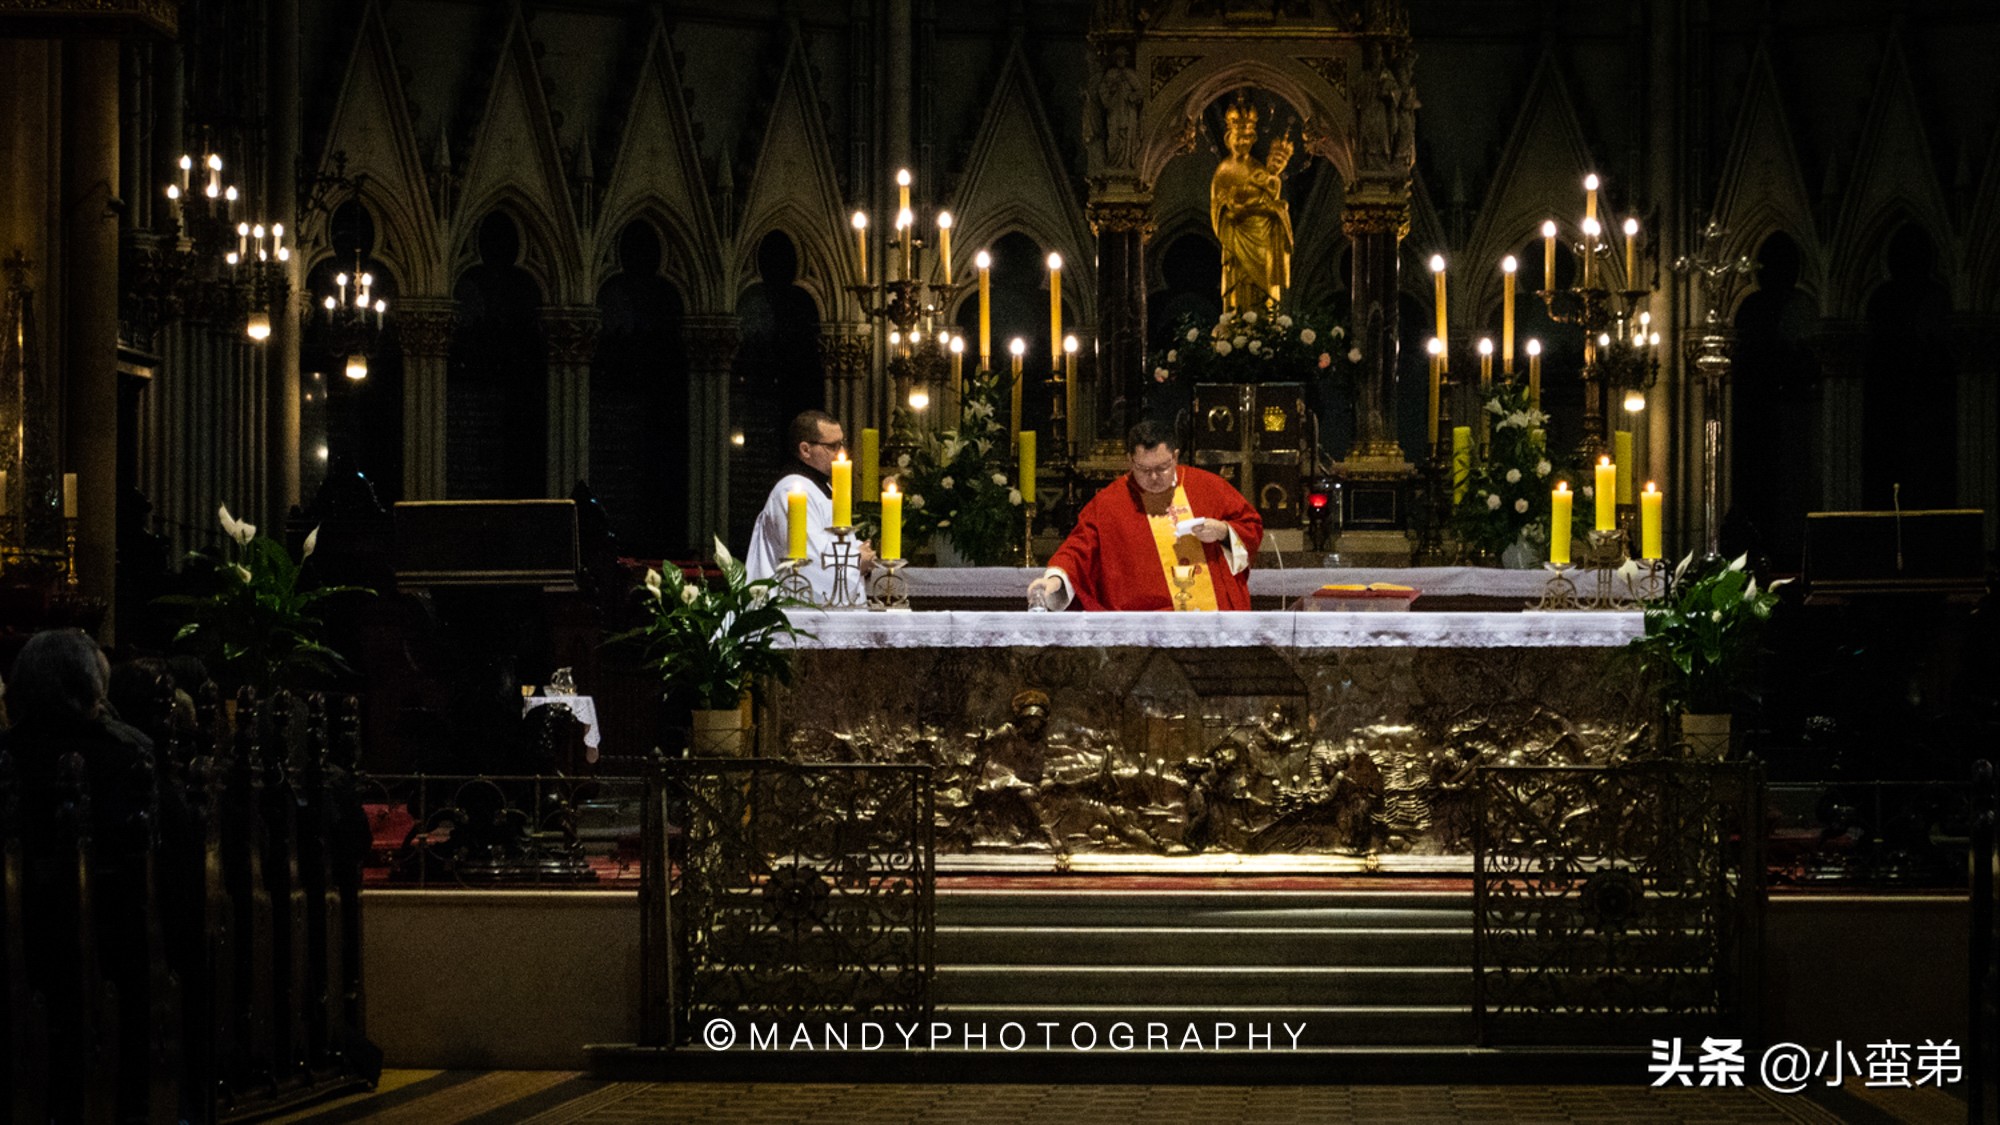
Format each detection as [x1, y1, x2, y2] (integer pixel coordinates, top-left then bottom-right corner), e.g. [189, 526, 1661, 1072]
[1534, 530, 1667, 610]
[159, 148, 292, 340]
[1673, 219, 1754, 560]
[318, 254, 390, 380]
[846, 171, 968, 447]
[1534, 177, 1662, 463]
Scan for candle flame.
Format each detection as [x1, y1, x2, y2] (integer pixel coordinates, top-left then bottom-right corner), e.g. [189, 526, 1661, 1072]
[1428, 254, 1445, 273]
[1477, 337, 1493, 356]
[1526, 339, 1542, 356]
[1541, 219, 1558, 238]
[975, 249, 991, 269]
[1502, 255, 1517, 273]
[851, 210, 868, 230]
[1009, 338, 1026, 356]
[1583, 173, 1600, 190]
[1047, 251, 1063, 271]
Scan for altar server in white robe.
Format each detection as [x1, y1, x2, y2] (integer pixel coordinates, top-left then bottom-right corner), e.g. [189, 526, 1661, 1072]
[745, 410, 873, 600]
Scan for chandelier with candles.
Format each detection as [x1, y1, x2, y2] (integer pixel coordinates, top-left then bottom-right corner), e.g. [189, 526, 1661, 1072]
[319, 258, 389, 380]
[160, 149, 291, 341]
[848, 169, 967, 432]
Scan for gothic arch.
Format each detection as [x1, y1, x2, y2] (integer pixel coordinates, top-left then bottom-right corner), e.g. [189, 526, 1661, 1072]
[451, 189, 565, 302]
[593, 200, 719, 311]
[1138, 58, 1360, 190]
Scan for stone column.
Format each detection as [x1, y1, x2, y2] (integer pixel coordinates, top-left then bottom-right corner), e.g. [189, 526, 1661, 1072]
[63, 39, 121, 627]
[1809, 320, 1868, 512]
[1952, 314, 1998, 550]
[683, 315, 739, 550]
[1340, 188, 1411, 464]
[397, 299, 455, 500]
[541, 307, 599, 498]
[1087, 197, 1151, 442]
[268, 0, 302, 520]
[821, 322, 871, 435]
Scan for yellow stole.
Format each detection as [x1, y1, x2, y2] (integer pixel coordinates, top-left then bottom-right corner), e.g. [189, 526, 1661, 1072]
[1146, 481, 1218, 611]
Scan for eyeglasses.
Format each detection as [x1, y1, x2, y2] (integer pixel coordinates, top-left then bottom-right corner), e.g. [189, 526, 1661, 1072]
[806, 439, 848, 451]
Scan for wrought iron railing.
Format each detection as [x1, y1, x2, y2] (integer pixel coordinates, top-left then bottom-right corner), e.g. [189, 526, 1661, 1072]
[639, 758, 935, 1047]
[1473, 761, 1764, 1046]
[358, 774, 646, 888]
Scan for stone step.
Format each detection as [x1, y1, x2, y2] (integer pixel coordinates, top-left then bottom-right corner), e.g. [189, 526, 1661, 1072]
[929, 1004, 1477, 1048]
[934, 964, 1473, 1007]
[937, 925, 1474, 966]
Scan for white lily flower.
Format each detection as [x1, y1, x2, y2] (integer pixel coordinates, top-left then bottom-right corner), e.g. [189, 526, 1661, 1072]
[644, 567, 663, 594]
[234, 564, 253, 583]
[237, 520, 257, 545]
[302, 526, 320, 559]
[681, 584, 700, 606]
[1728, 553, 1747, 572]
[217, 504, 242, 543]
[1300, 329, 1317, 345]
[712, 536, 733, 568]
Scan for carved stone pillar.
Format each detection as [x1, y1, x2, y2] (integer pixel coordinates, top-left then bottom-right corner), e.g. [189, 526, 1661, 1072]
[821, 323, 871, 434]
[1809, 320, 1868, 512]
[1952, 314, 1998, 549]
[1340, 188, 1411, 465]
[396, 299, 455, 500]
[683, 315, 740, 550]
[63, 39, 120, 623]
[541, 307, 599, 498]
[1088, 197, 1152, 442]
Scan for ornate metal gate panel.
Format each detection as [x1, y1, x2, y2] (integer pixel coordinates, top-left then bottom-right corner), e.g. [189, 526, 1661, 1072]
[640, 759, 934, 1046]
[1473, 763, 1763, 1046]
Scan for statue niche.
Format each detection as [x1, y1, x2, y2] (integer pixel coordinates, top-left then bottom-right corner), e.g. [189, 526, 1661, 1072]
[1209, 93, 1295, 319]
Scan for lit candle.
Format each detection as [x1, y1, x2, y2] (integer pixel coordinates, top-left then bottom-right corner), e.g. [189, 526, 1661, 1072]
[1623, 217, 1640, 287]
[1063, 334, 1080, 446]
[851, 211, 869, 286]
[880, 482, 903, 561]
[949, 335, 965, 396]
[1477, 337, 1494, 387]
[976, 250, 992, 368]
[1580, 217, 1601, 289]
[896, 209, 913, 282]
[1018, 429, 1036, 504]
[62, 472, 78, 519]
[1551, 483, 1572, 565]
[896, 168, 912, 216]
[236, 221, 249, 259]
[786, 489, 808, 560]
[178, 153, 192, 193]
[830, 452, 852, 527]
[1594, 456, 1616, 531]
[1047, 251, 1063, 371]
[1541, 220, 1558, 290]
[1501, 256, 1517, 373]
[859, 428, 880, 502]
[1640, 481, 1663, 560]
[936, 211, 954, 284]
[1429, 254, 1447, 369]
[1451, 426, 1471, 503]
[1425, 337, 1444, 449]
[1009, 338, 1026, 446]
[1584, 173, 1600, 224]
[1613, 430, 1635, 505]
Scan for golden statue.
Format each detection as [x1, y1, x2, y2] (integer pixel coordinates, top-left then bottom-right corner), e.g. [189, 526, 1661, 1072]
[1210, 98, 1295, 318]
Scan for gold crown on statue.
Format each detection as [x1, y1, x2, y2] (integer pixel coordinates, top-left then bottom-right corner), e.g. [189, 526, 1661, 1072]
[1224, 94, 1258, 130]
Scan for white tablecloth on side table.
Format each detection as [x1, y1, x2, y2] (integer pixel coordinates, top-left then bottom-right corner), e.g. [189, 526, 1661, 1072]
[523, 693, 599, 762]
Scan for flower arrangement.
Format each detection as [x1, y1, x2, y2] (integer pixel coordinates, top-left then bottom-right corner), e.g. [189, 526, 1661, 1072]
[1448, 379, 1581, 560]
[1147, 307, 1358, 388]
[1626, 553, 1789, 716]
[893, 366, 1025, 566]
[607, 537, 810, 711]
[155, 505, 372, 692]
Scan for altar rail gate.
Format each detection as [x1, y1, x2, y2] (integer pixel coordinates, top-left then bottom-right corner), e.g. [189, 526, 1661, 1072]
[0, 686, 377, 1125]
[1473, 762, 1765, 1047]
[639, 759, 935, 1047]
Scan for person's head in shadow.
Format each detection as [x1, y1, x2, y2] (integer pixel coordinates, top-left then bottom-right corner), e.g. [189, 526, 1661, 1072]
[8, 629, 112, 729]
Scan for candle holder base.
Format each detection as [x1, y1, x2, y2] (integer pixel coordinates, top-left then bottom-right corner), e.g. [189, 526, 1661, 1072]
[1022, 502, 1039, 567]
[64, 517, 78, 591]
[1534, 529, 1648, 610]
[819, 525, 865, 610]
[867, 557, 911, 612]
[775, 558, 813, 606]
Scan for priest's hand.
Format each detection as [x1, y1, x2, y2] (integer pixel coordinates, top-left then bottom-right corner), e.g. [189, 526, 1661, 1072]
[1190, 517, 1229, 544]
[1027, 575, 1062, 607]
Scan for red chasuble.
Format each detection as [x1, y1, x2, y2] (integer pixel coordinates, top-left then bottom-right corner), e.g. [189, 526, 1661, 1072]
[1047, 465, 1265, 611]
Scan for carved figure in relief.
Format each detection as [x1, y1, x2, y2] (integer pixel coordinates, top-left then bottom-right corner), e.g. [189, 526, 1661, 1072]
[1086, 47, 1144, 170]
[1210, 95, 1294, 317]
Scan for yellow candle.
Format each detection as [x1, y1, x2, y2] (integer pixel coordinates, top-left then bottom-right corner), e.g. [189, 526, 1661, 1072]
[1018, 429, 1036, 503]
[1501, 256, 1517, 373]
[1623, 217, 1639, 287]
[62, 472, 77, 519]
[1580, 217, 1599, 289]
[1550, 483, 1572, 565]
[896, 168, 911, 216]
[1429, 255, 1447, 369]
[937, 212, 954, 285]
[1063, 335, 1080, 447]
[830, 453, 852, 527]
[1640, 482, 1662, 560]
[1451, 426, 1471, 503]
[1584, 173, 1599, 224]
[859, 428, 880, 501]
[0, 469, 9, 516]
[1009, 338, 1026, 446]
[1477, 337, 1493, 388]
[1527, 340, 1543, 408]
[1613, 430, 1634, 505]
[898, 209, 914, 283]
[977, 250, 992, 368]
[1425, 339, 1443, 449]
[786, 489, 808, 559]
[1541, 220, 1557, 290]
[1594, 456, 1616, 531]
[851, 211, 868, 286]
[880, 482, 903, 561]
[1047, 251, 1063, 371]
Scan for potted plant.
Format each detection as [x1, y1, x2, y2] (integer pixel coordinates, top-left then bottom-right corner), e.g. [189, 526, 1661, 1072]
[1448, 379, 1570, 565]
[155, 505, 373, 694]
[609, 537, 809, 755]
[1626, 552, 1789, 757]
[895, 366, 1027, 566]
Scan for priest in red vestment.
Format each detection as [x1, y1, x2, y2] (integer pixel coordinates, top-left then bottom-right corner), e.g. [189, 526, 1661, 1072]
[1028, 419, 1264, 611]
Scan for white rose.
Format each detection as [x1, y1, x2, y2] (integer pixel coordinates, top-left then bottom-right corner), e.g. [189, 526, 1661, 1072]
[1277, 315, 1293, 329]
[1232, 335, 1248, 348]
[1243, 310, 1258, 324]
[1186, 328, 1200, 342]
[1167, 349, 1178, 363]
[1247, 340, 1262, 354]
[1154, 367, 1171, 382]
[1347, 347, 1363, 364]
[1514, 498, 1529, 514]
[1214, 341, 1233, 356]
[941, 476, 954, 490]
[1536, 460, 1552, 477]
[1299, 328, 1316, 345]
[1486, 494, 1501, 510]
[1505, 468, 1521, 484]
[992, 472, 1007, 486]
[1009, 488, 1023, 506]
[909, 495, 925, 509]
[1582, 485, 1594, 499]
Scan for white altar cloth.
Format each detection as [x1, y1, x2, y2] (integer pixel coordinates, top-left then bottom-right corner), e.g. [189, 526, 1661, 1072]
[902, 566, 1553, 601]
[780, 609, 1640, 650]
